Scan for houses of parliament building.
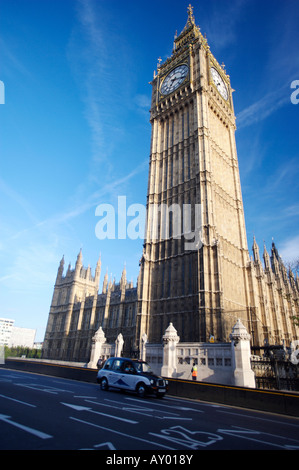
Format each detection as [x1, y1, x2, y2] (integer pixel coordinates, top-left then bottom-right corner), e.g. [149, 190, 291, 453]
[42, 6, 299, 363]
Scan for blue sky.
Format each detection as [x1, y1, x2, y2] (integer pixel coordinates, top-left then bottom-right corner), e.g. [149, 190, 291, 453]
[0, 0, 298, 342]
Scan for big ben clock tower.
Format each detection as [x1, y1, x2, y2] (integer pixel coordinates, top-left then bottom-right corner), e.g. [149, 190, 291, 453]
[136, 5, 251, 345]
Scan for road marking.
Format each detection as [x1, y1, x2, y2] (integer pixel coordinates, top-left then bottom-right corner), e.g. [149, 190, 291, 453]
[217, 409, 299, 427]
[0, 393, 36, 408]
[15, 383, 58, 394]
[80, 442, 116, 450]
[73, 396, 98, 399]
[61, 402, 138, 424]
[16, 383, 75, 394]
[69, 416, 176, 450]
[149, 426, 223, 449]
[94, 442, 116, 450]
[217, 425, 298, 449]
[0, 414, 52, 439]
[166, 396, 221, 407]
[94, 398, 192, 421]
[125, 396, 204, 413]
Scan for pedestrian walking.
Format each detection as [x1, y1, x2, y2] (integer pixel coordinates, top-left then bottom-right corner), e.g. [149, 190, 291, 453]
[97, 357, 103, 369]
[191, 362, 197, 381]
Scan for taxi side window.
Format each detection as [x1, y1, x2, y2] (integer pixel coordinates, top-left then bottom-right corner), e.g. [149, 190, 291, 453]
[104, 359, 114, 370]
[122, 361, 135, 373]
[112, 359, 123, 371]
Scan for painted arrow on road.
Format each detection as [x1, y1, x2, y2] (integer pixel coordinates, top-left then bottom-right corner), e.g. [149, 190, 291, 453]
[0, 414, 52, 439]
[60, 402, 138, 424]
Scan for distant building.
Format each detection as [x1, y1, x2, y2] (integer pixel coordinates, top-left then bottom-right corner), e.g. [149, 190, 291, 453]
[0, 318, 14, 346]
[8, 326, 36, 349]
[0, 317, 36, 348]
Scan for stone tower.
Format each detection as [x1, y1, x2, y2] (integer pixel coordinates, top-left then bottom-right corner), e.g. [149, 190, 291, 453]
[43, 250, 101, 360]
[137, 6, 251, 345]
[42, 5, 298, 363]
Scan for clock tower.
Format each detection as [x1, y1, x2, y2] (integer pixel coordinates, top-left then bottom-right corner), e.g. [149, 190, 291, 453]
[136, 5, 251, 345]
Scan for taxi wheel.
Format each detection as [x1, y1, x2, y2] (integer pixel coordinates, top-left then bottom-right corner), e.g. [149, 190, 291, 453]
[101, 377, 109, 391]
[136, 383, 146, 398]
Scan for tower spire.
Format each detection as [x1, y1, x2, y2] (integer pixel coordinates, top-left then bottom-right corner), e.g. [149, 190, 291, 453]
[187, 4, 195, 27]
[173, 3, 200, 54]
[182, 4, 196, 32]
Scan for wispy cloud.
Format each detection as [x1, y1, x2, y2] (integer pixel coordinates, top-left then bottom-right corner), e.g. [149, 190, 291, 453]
[8, 158, 148, 241]
[263, 157, 299, 195]
[280, 235, 299, 263]
[0, 176, 38, 225]
[236, 85, 290, 129]
[203, 0, 248, 50]
[67, 0, 109, 167]
[67, 0, 134, 170]
[0, 37, 34, 80]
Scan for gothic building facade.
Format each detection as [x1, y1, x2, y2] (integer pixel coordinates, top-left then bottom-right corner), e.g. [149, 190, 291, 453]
[42, 6, 299, 363]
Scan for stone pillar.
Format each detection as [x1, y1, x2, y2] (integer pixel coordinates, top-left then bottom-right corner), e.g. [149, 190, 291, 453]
[140, 333, 148, 361]
[115, 333, 124, 357]
[161, 323, 180, 377]
[88, 327, 106, 368]
[230, 319, 256, 388]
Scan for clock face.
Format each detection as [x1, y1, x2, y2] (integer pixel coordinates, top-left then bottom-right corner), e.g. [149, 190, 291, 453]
[160, 64, 189, 95]
[210, 67, 228, 100]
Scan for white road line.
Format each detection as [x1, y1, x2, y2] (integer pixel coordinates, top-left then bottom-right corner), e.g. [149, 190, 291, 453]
[69, 416, 176, 450]
[0, 414, 52, 439]
[61, 402, 138, 424]
[0, 393, 36, 408]
[73, 396, 98, 399]
[97, 398, 192, 420]
[124, 396, 204, 413]
[15, 383, 58, 394]
[216, 409, 299, 427]
[217, 425, 298, 450]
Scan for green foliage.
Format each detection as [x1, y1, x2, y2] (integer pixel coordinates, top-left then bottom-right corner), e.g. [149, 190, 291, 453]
[4, 346, 42, 359]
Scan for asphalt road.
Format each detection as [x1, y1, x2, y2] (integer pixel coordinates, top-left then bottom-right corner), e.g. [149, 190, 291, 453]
[0, 368, 298, 453]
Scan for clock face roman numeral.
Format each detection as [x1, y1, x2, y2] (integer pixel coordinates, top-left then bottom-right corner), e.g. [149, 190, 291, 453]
[160, 64, 189, 95]
[210, 67, 228, 100]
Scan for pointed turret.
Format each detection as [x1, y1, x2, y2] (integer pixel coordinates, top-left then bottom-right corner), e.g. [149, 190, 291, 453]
[86, 264, 91, 281]
[74, 248, 83, 278]
[173, 4, 201, 53]
[184, 4, 196, 30]
[102, 269, 108, 294]
[58, 254, 64, 272]
[263, 243, 271, 270]
[96, 253, 101, 271]
[76, 249, 83, 266]
[252, 237, 260, 263]
[95, 253, 101, 285]
[56, 255, 65, 282]
[120, 264, 127, 289]
[271, 241, 280, 275]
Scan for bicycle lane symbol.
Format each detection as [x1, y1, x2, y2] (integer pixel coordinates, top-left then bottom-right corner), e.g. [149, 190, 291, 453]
[149, 425, 223, 449]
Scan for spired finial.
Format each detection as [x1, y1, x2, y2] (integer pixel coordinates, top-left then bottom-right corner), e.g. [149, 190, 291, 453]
[187, 4, 195, 25]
